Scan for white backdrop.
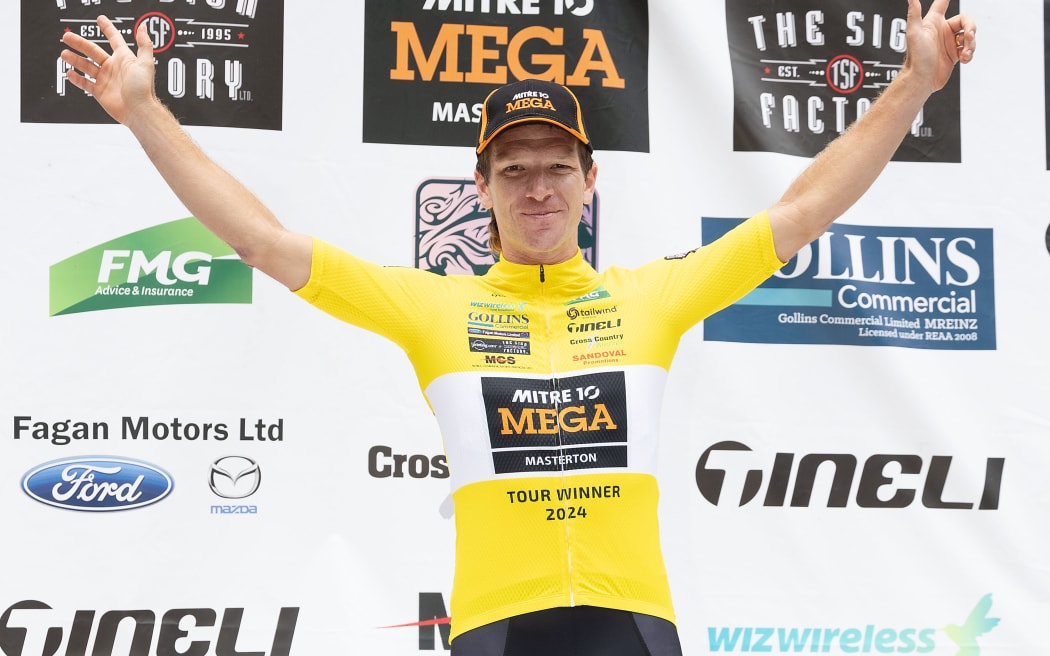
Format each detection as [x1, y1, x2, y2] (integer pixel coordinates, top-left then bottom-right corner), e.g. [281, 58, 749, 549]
[3, 1, 1048, 654]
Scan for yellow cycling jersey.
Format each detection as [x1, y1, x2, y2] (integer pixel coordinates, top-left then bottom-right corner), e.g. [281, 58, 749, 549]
[295, 212, 784, 640]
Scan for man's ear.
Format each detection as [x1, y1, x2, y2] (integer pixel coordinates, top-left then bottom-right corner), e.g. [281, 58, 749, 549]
[583, 162, 598, 204]
[474, 168, 492, 209]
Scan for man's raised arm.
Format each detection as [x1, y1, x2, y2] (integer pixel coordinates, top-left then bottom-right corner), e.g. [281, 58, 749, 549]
[766, 0, 977, 263]
[61, 15, 312, 291]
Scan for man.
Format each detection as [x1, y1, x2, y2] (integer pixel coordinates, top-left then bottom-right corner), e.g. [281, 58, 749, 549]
[59, 2, 975, 654]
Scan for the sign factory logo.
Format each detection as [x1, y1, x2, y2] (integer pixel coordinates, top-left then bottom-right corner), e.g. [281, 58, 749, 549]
[49, 218, 253, 316]
[726, 0, 962, 161]
[362, 0, 650, 152]
[415, 178, 598, 275]
[21, 0, 284, 129]
[702, 218, 996, 351]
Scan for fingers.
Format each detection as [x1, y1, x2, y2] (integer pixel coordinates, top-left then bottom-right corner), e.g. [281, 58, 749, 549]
[905, 0, 922, 26]
[59, 15, 134, 66]
[927, 0, 952, 19]
[134, 22, 154, 60]
[944, 12, 976, 63]
[96, 15, 130, 55]
[59, 48, 101, 76]
[64, 68, 94, 94]
[954, 16, 977, 62]
[61, 29, 109, 66]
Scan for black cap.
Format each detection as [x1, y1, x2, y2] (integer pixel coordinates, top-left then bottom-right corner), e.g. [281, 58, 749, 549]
[476, 79, 592, 154]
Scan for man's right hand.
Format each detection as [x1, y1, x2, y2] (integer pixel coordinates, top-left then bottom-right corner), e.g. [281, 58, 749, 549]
[61, 15, 157, 127]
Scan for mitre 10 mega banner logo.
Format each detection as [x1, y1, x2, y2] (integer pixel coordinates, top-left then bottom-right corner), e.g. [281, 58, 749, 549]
[362, 0, 650, 152]
[21, 0, 284, 130]
[727, 0, 961, 162]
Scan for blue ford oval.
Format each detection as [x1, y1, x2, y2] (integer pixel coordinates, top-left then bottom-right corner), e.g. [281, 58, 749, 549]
[21, 457, 174, 511]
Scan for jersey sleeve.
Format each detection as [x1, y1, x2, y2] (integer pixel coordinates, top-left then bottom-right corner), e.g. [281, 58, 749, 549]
[624, 211, 785, 335]
[293, 238, 448, 349]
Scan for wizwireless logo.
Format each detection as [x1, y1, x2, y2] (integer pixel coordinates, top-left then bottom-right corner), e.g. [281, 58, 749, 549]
[49, 218, 252, 315]
[706, 594, 999, 654]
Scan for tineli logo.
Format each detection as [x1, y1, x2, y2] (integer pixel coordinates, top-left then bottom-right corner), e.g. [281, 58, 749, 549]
[49, 218, 252, 316]
[695, 441, 1003, 510]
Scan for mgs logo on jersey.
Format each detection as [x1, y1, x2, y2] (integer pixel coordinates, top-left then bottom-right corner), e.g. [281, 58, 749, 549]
[702, 218, 996, 350]
[21, 0, 284, 129]
[726, 0, 962, 162]
[415, 178, 599, 276]
[50, 218, 253, 316]
[481, 371, 628, 474]
[362, 0, 650, 152]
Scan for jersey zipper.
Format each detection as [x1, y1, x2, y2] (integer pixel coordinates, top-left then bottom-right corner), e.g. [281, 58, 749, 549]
[539, 263, 575, 606]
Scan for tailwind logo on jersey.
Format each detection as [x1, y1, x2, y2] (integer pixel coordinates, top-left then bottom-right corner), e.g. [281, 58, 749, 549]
[705, 593, 1000, 654]
[726, 0, 962, 162]
[415, 179, 598, 275]
[702, 218, 996, 350]
[50, 218, 252, 316]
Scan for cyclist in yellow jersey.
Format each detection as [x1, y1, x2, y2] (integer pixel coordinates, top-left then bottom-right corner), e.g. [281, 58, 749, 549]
[60, 3, 976, 653]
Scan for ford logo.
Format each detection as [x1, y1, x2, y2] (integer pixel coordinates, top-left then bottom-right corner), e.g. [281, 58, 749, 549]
[21, 457, 174, 511]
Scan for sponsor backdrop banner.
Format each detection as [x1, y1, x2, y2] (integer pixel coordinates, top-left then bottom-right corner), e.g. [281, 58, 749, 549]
[4, 1, 1048, 655]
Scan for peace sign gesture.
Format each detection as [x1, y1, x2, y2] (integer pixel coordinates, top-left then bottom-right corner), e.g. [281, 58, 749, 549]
[904, 0, 977, 94]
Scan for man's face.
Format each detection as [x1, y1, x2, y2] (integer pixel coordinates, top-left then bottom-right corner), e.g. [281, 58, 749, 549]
[474, 123, 597, 265]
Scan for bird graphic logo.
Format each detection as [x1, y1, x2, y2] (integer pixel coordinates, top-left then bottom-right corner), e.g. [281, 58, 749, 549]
[944, 593, 1000, 656]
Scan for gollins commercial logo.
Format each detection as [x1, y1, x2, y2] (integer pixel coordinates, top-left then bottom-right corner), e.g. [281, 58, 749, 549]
[49, 218, 252, 316]
[702, 219, 995, 350]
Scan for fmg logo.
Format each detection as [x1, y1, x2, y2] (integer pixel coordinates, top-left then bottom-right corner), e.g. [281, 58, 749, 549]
[49, 218, 252, 316]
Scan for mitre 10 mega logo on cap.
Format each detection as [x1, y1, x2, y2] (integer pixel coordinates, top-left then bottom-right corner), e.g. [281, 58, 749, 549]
[476, 79, 592, 154]
[362, 0, 650, 152]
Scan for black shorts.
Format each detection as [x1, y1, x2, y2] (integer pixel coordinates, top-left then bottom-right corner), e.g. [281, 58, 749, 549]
[450, 606, 684, 656]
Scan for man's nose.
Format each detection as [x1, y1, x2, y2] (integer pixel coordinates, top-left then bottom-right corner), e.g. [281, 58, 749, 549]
[525, 170, 554, 200]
